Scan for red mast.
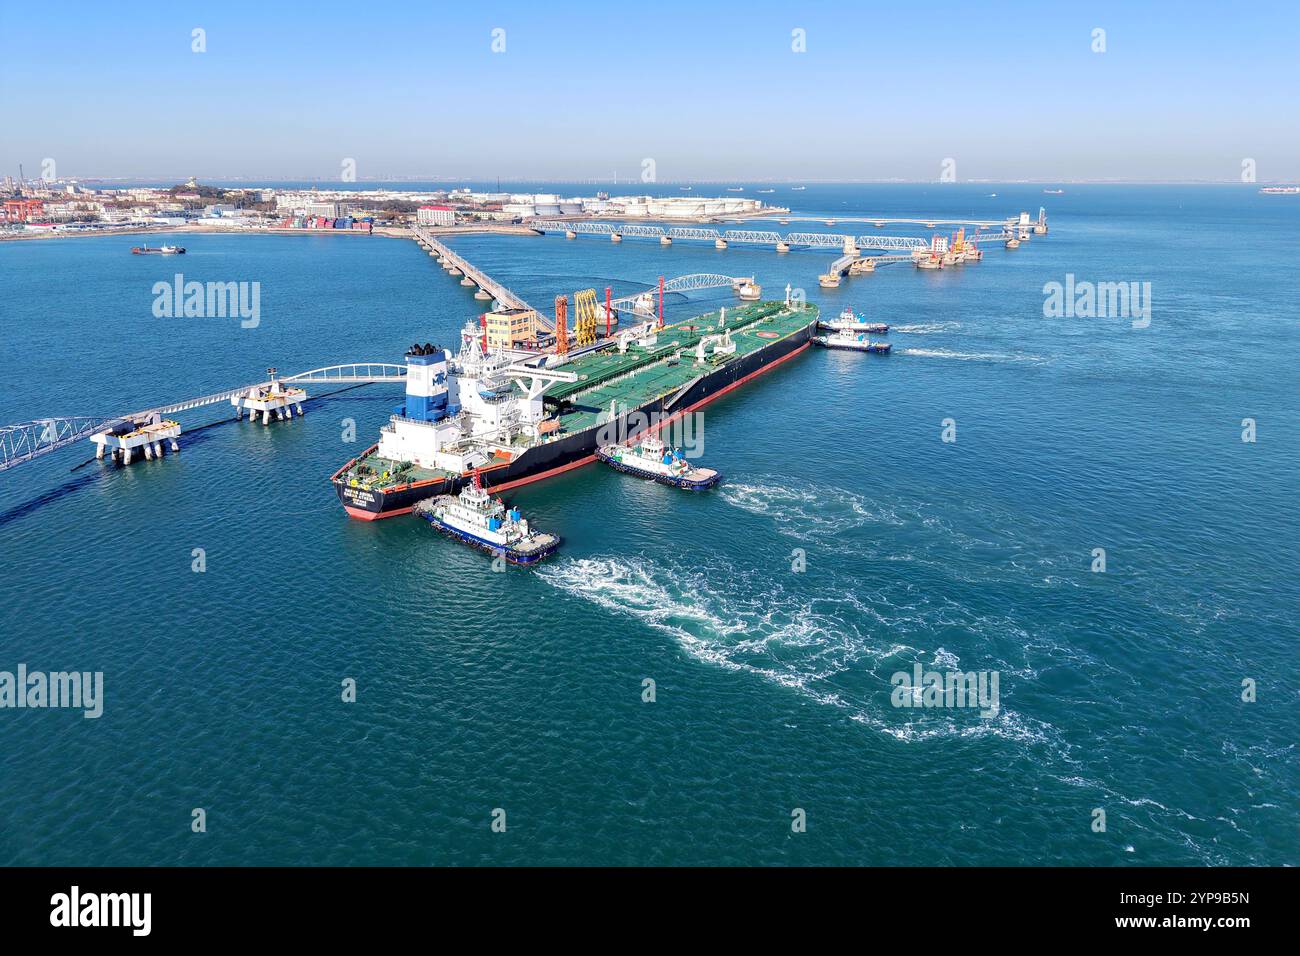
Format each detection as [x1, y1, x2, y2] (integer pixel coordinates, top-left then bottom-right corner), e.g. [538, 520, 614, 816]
[605, 286, 612, 338]
[554, 295, 569, 355]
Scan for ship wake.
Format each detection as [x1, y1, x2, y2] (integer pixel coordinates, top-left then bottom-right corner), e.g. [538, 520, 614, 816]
[897, 347, 1049, 364]
[536, 554, 1057, 747]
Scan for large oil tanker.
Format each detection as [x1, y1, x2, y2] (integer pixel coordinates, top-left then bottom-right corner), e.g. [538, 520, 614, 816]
[331, 296, 817, 519]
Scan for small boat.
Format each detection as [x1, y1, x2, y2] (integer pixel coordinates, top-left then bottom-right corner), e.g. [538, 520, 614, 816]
[727, 186, 744, 192]
[757, 188, 775, 194]
[813, 331, 891, 354]
[132, 244, 185, 255]
[414, 477, 559, 564]
[819, 307, 888, 335]
[595, 435, 720, 489]
[791, 185, 806, 191]
[1042, 188, 1065, 195]
[679, 185, 693, 191]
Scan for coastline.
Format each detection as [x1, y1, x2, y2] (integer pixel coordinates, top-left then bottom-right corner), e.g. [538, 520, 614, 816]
[0, 222, 541, 243]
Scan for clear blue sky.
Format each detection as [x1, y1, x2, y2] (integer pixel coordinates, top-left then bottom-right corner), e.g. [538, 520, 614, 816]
[3, 0, 1297, 182]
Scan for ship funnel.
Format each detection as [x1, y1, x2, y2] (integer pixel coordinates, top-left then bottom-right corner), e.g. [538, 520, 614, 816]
[404, 346, 451, 422]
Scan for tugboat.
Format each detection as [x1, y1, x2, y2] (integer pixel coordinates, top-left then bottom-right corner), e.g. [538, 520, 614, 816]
[595, 435, 721, 489]
[131, 243, 185, 255]
[813, 330, 891, 354]
[819, 306, 888, 335]
[414, 476, 559, 565]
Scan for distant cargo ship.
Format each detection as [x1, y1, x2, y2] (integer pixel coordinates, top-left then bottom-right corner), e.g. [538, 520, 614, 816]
[1042, 188, 1065, 194]
[333, 299, 817, 519]
[131, 244, 185, 255]
[1259, 186, 1300, 194]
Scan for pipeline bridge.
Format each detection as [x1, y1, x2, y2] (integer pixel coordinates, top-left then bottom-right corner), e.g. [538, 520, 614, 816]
[610, 273, 752, 315]
[0, 363, 407, 473]
[758, 207, 1048, 230]
[414, 227, 539, 313]
[528, 220, 930, 253]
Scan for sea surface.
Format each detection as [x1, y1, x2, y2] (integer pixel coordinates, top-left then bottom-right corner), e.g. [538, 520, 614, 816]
[1, 185, 1296, 866]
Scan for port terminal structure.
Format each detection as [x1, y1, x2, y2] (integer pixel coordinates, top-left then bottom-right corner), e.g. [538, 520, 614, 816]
[530, 217, 1034, 291]
[0, 364, 407, 473]
[756, 207, 1049, 234]
[3, 209, 1047, 475]
[415, 228, 536, 314]
[414, 225, 759, 341]
[529, 219, 932, 253]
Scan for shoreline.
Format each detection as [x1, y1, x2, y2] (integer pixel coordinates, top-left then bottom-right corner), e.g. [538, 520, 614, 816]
[0, 223, 542, 244]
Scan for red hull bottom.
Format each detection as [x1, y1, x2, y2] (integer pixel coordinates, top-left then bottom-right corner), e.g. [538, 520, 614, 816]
[340, 337, 812, 520]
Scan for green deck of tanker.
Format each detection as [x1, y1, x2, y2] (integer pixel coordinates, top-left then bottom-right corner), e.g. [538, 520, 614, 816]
[545, 300, 816, 432]
[341, 301, 816, 491]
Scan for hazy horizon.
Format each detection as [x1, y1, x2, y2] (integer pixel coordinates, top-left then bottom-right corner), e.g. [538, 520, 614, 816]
[4, 0, 1298, 183]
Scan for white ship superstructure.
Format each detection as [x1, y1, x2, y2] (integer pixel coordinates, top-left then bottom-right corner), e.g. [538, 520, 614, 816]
[595, 434, 721, 488]
[820, 307, 888, 334]
[415, 478, 560, 563]
[374, 322, 576, 476]
[431, 481, 526, 547]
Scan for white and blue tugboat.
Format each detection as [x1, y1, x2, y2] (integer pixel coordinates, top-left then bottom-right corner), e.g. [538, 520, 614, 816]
[595, 435, 721, 490]
[818, 306, 889, 335]
[414, 477, 559, 565]
[812, 329, 891, 353]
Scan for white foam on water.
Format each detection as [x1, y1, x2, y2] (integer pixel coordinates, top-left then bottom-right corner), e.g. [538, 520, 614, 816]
[891, 321, 961, 334]
[720, 479, 906, 534]
[898, 347, 1049, 364]
[536, 554, 1056, 748]
[933, 647, 961, 670]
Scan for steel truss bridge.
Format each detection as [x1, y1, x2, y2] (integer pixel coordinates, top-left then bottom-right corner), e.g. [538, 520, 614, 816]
[0, 363, 408, 473]
[609, 273, 752, 315]
[529, 220, 929, 252]
[758, 206, 1047, 230]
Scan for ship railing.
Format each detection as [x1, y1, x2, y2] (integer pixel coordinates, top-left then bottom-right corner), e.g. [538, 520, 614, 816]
[389, 413, 446, 429]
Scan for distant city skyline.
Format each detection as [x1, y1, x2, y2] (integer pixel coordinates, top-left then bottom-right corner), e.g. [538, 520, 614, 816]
[4, 1, 1298, 183]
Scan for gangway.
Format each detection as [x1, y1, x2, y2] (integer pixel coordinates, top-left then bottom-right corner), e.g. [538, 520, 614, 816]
[0, 363, 408, 474]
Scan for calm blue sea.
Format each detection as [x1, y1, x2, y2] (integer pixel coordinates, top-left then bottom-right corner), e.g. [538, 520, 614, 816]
[1, 185, 1296, 866]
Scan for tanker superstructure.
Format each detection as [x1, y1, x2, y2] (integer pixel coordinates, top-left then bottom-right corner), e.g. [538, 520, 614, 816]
[332, 297, 817, 519]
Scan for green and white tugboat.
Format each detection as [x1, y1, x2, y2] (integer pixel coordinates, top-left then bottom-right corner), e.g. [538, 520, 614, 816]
[414, 475, 560, 565]
[595, 434, 721, 490]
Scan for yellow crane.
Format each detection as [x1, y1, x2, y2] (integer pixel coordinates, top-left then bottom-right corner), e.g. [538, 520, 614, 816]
[574, 289, 600, 346]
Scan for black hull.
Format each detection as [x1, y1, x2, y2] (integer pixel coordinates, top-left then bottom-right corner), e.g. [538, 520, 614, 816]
[335, 319, 815, 519]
